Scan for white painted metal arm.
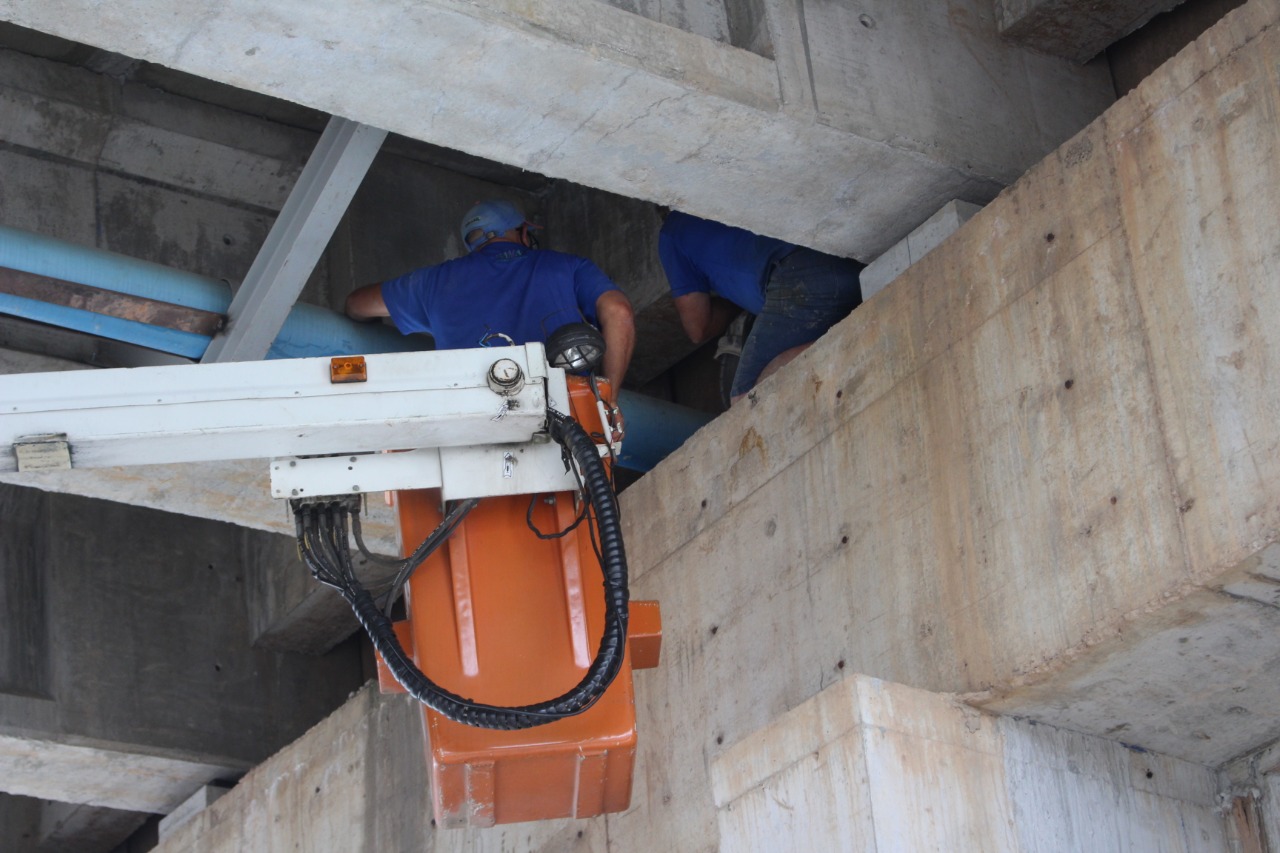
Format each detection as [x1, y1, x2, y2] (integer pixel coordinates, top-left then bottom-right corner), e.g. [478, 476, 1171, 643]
[0, 345, 582, 499]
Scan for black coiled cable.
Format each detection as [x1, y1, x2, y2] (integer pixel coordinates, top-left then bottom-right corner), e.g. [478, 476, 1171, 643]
[294, 408, 629, 730]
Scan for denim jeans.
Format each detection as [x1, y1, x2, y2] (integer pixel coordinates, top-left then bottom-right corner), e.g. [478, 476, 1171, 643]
[731, 247, 864, 397]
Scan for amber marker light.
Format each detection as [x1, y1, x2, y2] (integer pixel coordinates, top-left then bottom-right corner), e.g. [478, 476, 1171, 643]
[329, 355, 368, 383]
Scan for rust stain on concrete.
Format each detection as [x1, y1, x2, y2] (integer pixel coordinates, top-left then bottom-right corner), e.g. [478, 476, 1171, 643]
[738, 428, 767, 465]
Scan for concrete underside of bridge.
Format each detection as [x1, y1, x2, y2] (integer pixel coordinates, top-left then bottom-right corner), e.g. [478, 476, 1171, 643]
[1, 0, 1278, 850]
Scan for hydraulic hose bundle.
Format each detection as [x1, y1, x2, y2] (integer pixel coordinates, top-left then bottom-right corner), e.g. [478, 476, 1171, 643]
[293, 407, 629, 730]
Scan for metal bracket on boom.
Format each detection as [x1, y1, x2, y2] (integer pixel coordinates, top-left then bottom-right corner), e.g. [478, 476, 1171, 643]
[13, 433, 71, 472]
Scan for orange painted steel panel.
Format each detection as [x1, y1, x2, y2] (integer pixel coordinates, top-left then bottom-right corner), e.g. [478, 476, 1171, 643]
[627, 600, 663, 670]
[377, 376, 655, 828]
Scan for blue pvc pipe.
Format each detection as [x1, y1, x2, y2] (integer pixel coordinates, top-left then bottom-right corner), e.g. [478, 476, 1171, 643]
[0, 224, 419, 358]
[615, 390, 713, 472]
[0, 224, 230, 311]
[0, 223, 708, 470]
[267, 302, 421, 359]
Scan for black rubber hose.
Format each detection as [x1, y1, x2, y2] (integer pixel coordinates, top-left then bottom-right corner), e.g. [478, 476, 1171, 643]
[352, 408, 629, 729]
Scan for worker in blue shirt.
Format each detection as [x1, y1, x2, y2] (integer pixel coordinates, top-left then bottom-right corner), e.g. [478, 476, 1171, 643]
[345, 200, 635, 389]
[658, 211, 862, 403]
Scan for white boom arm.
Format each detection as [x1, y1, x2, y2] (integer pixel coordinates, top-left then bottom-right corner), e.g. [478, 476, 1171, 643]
[0, 345, 597, 501]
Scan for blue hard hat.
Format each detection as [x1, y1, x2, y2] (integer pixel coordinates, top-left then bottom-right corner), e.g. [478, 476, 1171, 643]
[460, 200, 529, 251]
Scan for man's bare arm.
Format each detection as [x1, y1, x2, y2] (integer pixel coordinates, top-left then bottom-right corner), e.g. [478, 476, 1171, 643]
[672, 292, 737, 344]
[344, 283, 389, 320]
[595, 289, 635, 390]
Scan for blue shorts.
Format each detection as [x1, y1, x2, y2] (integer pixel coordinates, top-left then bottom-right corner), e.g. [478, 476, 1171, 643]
[732, 248, 863, 397]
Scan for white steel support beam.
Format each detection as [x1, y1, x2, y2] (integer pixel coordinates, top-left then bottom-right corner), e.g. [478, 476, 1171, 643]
[201, 117, 386, 364]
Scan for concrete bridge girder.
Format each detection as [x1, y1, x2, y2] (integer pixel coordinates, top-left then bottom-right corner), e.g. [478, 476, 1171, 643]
[0, 0, 1113, 259]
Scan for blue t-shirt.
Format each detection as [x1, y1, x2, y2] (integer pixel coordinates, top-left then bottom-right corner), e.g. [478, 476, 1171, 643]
[380, 242, 617, 349]
[657, 212, 796, 314]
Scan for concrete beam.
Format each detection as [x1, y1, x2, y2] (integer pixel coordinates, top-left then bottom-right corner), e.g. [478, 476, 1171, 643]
[977, 558, 1280, 763]
[611, 3, 1280, 846]
[1222, 738, 1280, 851]
[158, 783, 231, 843]
[0, 484, 364, 810]
[712, 675, 1225, 850]
[860, 199, 983, 301]
[0, 0, 1113, 259]
[995, 0, 1185, 62]
[154, 685, 437, 852]
[150, 676, 1230, 851]
[0, 731, 246, 814]
[39, 799, 153, 851]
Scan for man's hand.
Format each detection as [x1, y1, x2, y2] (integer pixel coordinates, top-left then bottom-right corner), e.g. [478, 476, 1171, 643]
[607, 401, 625, 446]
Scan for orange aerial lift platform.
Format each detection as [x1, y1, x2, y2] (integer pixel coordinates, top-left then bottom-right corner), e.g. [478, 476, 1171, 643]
[375, 376, 662, 827]
[0, 335, 661, 829]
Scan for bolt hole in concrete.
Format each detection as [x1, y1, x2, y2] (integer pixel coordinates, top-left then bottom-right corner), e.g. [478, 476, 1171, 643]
[859, 14, 875, 28]
[1046, 232, 1056, 243]
[1064, 379, 1074, 389]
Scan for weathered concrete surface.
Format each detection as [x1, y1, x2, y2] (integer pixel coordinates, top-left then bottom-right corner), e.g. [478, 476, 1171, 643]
[0, 0, 1112, 259]
[608, 1, 1280, 848]
[712, 675, 1225, 851]
[1266, 771, 1280, 851]
[996, 0, 1186, 62]
[38, 799, 151, 853]
[0, 794, 146, 853]
[0, 484, 364, 812]
[860, 199, 984, 300]
[0, 47, 293, 285]
[979, 584, 1280, 764]
[1216, 725, 1280, 849]
[155, 684, 435, 853]
[1110, 0, 1250, 94]
[0, 725, 235, 814]
[158, 784, 231, 843]
[0, 349, 381, 655]
[152, 676, 1230, 852]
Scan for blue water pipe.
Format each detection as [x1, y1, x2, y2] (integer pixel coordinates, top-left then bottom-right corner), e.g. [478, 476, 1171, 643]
[0, 224, 420, 359]
[0, 224, 710, 470]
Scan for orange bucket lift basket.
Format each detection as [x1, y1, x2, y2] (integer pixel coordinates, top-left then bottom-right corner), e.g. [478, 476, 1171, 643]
[375, 376, 662, 827]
